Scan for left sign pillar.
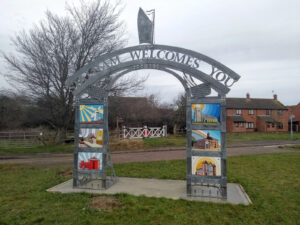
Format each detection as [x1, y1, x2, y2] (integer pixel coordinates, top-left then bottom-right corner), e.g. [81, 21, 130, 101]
[73, 97, 117, 189]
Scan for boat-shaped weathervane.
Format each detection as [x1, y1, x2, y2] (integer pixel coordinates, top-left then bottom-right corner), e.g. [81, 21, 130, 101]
[137, 8, 155, 44]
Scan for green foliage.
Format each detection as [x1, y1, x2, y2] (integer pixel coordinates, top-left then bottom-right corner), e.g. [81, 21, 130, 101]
[0, 153, 299, 224]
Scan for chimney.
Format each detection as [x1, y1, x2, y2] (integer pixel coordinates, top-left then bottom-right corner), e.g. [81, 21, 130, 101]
[273, 94, 277, 100]
[246, 93, 250, 99]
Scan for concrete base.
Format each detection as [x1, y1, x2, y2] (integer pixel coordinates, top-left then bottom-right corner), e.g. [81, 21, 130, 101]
[47, 177, 251, 205]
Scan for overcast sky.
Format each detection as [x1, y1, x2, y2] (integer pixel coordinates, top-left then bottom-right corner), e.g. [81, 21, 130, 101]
[0, 0, 299, 105]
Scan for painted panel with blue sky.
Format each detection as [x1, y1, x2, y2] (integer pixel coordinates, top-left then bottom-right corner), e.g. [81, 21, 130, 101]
[80, 105, 104, 124]
[192, 104, 220, 125]
[192, 129, 221, 151]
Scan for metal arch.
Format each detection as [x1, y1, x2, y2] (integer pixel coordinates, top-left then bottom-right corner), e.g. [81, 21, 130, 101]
[77, 66, 192, 99]
[72, 60, 230, 97]
[66, 44, 240, 90]
[108, 67, 191, 96]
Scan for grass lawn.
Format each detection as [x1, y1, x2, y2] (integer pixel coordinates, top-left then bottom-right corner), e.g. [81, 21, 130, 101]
[227, 132, 300, 144]
[0, 143, 74, 155]
[1, 132, 300, 155]
[0, 136, 186, 155]
[279, 145, 300, 151]
[0, 153, 299, 225]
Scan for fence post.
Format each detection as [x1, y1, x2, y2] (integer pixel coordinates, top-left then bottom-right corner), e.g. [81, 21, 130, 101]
[163, 125, 167, 137]
[123, 126, 126, 139]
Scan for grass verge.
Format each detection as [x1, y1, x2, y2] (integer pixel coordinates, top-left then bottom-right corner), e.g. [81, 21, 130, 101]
[0, 136, 186, 155]
[1, 132, 300, 155]
[0, 153, 299, 224]
[279, 145, 300, 151]
[227, 132, 300, 144]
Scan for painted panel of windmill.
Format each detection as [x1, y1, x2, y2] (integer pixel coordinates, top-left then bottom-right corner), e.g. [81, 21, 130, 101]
[79, 105, 104, 124]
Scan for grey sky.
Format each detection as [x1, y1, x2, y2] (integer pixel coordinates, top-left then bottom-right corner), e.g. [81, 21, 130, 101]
[0, 0, 299, 105]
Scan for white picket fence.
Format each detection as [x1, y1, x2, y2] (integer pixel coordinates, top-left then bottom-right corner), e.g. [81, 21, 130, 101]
[122, 125, 167, 139]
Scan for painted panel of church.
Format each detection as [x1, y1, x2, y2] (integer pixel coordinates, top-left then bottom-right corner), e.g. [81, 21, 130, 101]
[192, 156, 221, 176]
[192, 130, 221, 151]
[191, 104, 220, 125]
[79, 128, 103, 148]
[79, 105, 104, 124]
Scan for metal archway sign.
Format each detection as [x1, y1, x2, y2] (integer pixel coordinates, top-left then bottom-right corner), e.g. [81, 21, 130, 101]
[67, 8, 240, 198]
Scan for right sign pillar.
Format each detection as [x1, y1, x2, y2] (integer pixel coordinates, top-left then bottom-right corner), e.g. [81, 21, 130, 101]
[186, 96, 227, 198]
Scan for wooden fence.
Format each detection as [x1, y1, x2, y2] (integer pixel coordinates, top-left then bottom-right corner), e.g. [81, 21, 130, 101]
[0, 130, 74, 149]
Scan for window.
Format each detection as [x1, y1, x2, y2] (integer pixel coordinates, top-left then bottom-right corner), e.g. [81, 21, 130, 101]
[246, 122, 254, 128]
[234, 122, 239, 127]
[248, 109, 254, 115]
[239, 122, 244, 127]
[266, 109, 271, 115]
[236, 109, 242, 115]
[277, 123, 283, 129]
[277, 110, 283, 115]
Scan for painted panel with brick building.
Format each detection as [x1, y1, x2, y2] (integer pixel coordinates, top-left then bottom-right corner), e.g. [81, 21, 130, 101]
[226, 93, 288, 133]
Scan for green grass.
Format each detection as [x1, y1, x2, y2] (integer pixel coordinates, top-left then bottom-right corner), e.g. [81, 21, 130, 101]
[0, 143, 74, 155]
[1, 132, 300, 155]
[0, 153, 299, 224]
[227, 132, 300, 144]
[0, 136, 186, 155]
[143, 135, 186, 149]
[279, 145, 300, 151]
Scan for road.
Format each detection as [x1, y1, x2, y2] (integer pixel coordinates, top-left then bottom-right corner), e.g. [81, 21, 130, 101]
[0, 144, 298, 168]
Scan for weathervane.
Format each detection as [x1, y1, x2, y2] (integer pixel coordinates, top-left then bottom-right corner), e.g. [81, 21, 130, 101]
[137, 8, 155, 44]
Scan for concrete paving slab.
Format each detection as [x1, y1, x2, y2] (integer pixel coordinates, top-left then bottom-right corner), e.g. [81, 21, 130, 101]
[47, 177, 252, 205]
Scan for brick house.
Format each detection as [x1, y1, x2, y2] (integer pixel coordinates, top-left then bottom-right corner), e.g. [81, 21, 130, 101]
[287, 103, 300, 132]
[226, 93, 288, 133]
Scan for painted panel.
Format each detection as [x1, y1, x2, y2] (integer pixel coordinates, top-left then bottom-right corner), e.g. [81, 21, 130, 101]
[191, 104, 220, 125]
[79, 128, 103, 148]
[192, 130, 221, 151]
[78, 152, 102, 170]
[192, 156, 221, 176]
[80, 105, 104, 124]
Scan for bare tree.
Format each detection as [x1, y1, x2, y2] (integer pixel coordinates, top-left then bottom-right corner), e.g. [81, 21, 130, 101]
[2, 0, 144, 143]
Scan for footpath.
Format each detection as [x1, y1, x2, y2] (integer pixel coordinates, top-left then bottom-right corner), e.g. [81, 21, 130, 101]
[0, 139, 299, 168]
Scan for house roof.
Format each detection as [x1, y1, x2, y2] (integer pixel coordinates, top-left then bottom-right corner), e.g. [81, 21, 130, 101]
[226, 98, 287, 110]
[257, 115, 279, 123]
[228, 115, 246, 122]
